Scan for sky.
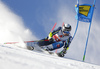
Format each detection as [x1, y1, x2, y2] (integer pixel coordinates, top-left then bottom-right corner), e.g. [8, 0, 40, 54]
[0, 0, 100, 65]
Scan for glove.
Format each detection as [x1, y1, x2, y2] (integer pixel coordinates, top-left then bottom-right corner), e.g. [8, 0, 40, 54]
[49, 37, 54, 42]
[62, 48, 67, 54]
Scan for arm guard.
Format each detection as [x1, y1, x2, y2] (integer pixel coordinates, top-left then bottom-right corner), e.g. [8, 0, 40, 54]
[48, 27, 62, 39]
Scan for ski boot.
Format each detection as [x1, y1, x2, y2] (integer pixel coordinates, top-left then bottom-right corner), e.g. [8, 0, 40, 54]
[27, 46, 34, 50]
[57, 48, 67, 57]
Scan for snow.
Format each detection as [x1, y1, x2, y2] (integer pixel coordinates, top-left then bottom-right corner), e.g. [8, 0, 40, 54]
[0, 44, 100, 69]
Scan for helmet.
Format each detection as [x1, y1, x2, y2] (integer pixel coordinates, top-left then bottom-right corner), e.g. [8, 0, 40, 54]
[62, 24, 71, 31]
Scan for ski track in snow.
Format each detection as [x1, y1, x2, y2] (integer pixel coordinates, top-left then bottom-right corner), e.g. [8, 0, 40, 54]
[0, 44, 100, 69]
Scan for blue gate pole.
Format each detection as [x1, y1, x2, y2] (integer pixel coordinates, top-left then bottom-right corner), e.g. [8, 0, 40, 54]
[72, 20, 79, 40]
[83, 0, 96, 62]
[83, 22, 92, 61]
[72, 0, 79, 40]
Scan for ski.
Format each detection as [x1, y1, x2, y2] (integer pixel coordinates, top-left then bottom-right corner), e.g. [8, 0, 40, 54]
[48, 51, 65, 57]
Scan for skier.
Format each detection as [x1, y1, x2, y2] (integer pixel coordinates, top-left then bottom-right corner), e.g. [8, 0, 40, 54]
[38, 24, 72, 57]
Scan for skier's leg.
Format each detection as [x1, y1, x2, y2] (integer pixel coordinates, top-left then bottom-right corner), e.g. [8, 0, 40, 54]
[52, 41, 64, 50]
[44, 41, 64, 51]
[37, 38, 53, 46]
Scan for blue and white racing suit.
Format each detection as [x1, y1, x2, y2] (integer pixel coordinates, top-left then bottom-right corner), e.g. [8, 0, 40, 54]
[38, 27, 72, 51]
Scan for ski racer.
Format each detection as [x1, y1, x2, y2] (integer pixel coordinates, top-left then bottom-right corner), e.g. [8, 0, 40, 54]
[38, 24, 72, 57]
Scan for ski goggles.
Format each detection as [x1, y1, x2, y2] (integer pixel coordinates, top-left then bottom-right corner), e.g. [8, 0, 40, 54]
[63, 31, 70, 34]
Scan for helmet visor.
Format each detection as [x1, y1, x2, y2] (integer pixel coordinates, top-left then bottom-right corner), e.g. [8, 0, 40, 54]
[63, 31, 70, 34]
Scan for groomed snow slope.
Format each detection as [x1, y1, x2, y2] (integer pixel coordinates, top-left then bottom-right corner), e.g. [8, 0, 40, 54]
[0, 44, 100, 69]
